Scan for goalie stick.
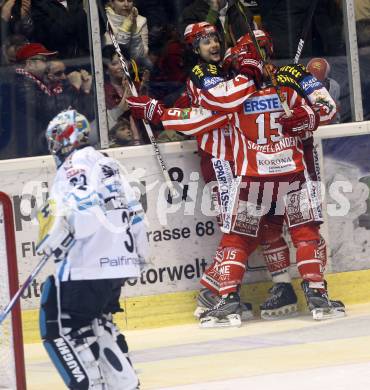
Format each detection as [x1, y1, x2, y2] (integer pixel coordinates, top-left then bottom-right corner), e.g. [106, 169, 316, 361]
[97, 1, 178, 198]
[0, 203, 75, 325]
[0, 253, 50, 325]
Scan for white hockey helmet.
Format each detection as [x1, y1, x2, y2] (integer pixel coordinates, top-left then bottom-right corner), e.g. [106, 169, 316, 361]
[46, 109, 90, 167]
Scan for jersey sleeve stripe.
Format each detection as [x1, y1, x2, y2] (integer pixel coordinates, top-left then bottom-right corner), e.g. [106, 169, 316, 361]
[212, 130, 219, 157]
[162, 114, 229, 136]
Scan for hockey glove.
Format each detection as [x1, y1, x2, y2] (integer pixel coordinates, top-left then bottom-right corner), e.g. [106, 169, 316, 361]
[126, 96, 164, 125]
[278, 104, 320, 136]
[235, 44, 263, 87]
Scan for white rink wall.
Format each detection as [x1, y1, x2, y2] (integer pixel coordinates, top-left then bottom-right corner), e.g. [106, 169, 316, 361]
[1, 121, 370, 311]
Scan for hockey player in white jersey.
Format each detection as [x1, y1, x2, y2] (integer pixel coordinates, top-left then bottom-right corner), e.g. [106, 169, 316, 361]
[37, 109, 148, 389]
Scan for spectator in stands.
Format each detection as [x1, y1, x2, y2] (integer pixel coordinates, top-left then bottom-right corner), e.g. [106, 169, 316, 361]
[259, 0, 344, 59]
[102, 44, 144, 145]
[135, 0, 193, 30]
[357, 18, 370, 120]
[0, 42, 60, 158]
[307, 57, 341, 123]
[45, 59, 95, 120]
[104, 0, 149, 66]
[147, 24, 187, 105]
[181, 0, 253, 49]
[1, 33, 28, 65]
[31, 0, 89, 59]
[108, 116, 135, 147]
[354, 0, 370, 22]
[1, 0, 33, 45]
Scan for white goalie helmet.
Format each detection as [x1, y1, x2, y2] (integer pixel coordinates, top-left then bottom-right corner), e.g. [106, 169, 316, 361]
[46, 109, 90, 167]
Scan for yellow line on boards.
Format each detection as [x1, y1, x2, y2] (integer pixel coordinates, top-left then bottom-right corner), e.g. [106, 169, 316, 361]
[21, 269, 370, 343]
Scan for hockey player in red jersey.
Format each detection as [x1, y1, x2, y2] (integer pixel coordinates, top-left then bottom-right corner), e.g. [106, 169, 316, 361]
[128, 30, 300, 325]
[129, 29, 345, 326]
[173, 31, 345, 325]
[129, 22, 257, 321]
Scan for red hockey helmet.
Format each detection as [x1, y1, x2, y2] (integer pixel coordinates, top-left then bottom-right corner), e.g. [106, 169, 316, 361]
[184, 22, 218, 47]
[235, 29, 273, 58]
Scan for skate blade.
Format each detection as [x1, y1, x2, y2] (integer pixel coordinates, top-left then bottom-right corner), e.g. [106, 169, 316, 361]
[240, 309, 254, 321]
[260, 303, 298, 321]
[194, 306, 205, 319]
[312, 307, 346, 321]
[199, 314, 242, 328]
[195, 306, 253, 322]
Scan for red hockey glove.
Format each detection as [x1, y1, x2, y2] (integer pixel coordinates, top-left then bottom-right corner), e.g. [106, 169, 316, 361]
[126, 96, 164, 125]
[235, 44, 263, 86]
[278, 105, 320, 136]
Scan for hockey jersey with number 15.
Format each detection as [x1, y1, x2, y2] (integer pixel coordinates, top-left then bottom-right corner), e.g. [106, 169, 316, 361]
[229, 86, 309, 177]
[49, 146, 148, 282]
[162, 85, 308, 177]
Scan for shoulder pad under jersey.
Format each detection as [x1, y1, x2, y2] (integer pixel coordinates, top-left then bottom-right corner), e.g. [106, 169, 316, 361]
[190, 63, 225, 90]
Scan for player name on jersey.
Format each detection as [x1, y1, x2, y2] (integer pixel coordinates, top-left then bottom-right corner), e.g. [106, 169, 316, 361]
[247, 136, 299, 153]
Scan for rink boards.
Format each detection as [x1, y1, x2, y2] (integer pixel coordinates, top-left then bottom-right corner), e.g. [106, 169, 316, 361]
[1, 121, 370, 343]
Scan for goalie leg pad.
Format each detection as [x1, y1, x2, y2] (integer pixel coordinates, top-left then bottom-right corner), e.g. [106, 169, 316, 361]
[39, 276, 104, 389]
[94, 319, 139, 390]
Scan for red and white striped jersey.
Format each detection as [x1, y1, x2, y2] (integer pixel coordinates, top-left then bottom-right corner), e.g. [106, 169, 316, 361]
[163, 78, 336, 177]
[162, 85, 306, 177]
[229, 86, 307, 176]
[188, 75, 257, 113]
[163, 75, 258, 160]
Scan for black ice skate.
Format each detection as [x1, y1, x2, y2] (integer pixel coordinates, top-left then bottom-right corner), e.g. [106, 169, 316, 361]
[199, 292, 242, 328]
[301, 280, 346, 320]
[260, 283, 298, 320]
[194, 288, 253, 321]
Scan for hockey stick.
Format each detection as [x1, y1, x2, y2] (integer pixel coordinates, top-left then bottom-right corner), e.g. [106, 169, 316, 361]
[0, 253, 50, 325]
[293, 0, 319, 64]
[97, 2, 178, 198]
[236, 2, 291, 117]
[244, 19, 291, 115]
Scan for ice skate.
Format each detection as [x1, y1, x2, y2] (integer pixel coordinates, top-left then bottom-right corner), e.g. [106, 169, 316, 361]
[260, 283, 298, 320]
[199, 292, 242, 328]
[194, 288, 253, 321]
[301, 280, 346, 320]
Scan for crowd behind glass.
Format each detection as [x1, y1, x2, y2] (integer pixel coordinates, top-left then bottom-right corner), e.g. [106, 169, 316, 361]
[0, 0, 369, 160]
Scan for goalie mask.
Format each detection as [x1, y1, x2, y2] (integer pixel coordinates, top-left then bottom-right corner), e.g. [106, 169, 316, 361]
[46, 109, 90, 167]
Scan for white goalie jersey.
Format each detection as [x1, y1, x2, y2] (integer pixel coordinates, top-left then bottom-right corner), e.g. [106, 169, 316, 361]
[48, 146, 148, 281]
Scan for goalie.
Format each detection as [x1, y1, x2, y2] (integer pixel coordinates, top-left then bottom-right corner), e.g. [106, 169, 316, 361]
[37, 109, 148, 389]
